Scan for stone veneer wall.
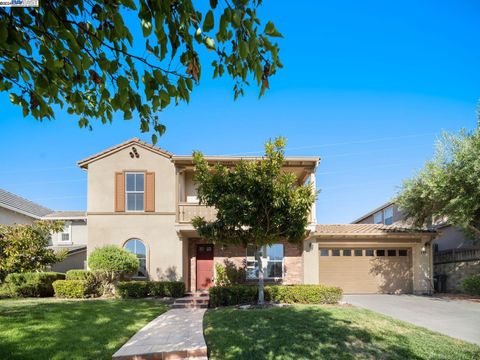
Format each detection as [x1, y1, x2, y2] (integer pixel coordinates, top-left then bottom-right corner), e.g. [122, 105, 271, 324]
[188, 238, 303, 292]
[434, 260, 480, 292]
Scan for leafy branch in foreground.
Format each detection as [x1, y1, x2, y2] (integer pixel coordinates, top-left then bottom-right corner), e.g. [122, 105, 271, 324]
[0, 0, 282, 143]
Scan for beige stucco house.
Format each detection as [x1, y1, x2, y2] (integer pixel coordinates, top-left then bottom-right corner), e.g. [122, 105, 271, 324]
[0, 188, 87, 272]
[79, 138, 436, 295]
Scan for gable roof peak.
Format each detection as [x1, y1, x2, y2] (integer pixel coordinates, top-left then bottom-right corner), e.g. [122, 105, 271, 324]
[77, 138, 173, 169]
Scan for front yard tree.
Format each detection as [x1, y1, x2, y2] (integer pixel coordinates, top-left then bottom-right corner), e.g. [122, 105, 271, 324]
[0, 1, 282, 143]
[88, 245, 139, 295]
[0, 221, 66, 281]
[397, 128, 480, 240]
[192, 137, 317, 304]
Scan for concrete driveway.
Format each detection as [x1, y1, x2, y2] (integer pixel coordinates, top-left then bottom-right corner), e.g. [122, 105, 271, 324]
[343, 294, 480, 345]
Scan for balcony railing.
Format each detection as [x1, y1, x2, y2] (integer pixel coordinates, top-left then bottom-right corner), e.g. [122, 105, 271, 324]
[177, 203, 217, 223]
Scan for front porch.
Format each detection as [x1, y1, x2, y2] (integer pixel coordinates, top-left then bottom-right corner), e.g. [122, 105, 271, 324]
[180, 237, 304, 293]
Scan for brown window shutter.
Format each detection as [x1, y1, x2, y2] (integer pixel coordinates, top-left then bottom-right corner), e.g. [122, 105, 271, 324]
[145, 172, 155, 212]
[115, 172, 125, 212]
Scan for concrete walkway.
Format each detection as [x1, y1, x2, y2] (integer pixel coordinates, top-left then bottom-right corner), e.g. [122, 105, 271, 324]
[343, 294, 480, 345]
[112, 309, 207, 360]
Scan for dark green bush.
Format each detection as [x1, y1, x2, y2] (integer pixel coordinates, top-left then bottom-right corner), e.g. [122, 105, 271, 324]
[209, 284, 343, 307]
[66, 270, 92, 280]
[149, 281, 185, 298]
[116, 281, 185, 298]
[209, 285, 259, 307]
[53, 280, 88, 298]
[116, 281, 149, 298]
[461, 275, 480, 295]
[4, 272, 65, 297]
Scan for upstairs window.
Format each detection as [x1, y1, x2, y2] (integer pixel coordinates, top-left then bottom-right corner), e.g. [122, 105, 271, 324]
[373, 211, 383, 224]
[61, 233, 70, 242]
[383, 206, 394, 225]
[126, 173, 144, 211]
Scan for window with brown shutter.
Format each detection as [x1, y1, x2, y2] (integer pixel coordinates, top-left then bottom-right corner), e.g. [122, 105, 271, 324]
[145, 172, 155, 212]
[115, 172, 125, 212]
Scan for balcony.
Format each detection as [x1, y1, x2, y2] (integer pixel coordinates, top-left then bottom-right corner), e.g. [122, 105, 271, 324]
[177, 203, 217, 223]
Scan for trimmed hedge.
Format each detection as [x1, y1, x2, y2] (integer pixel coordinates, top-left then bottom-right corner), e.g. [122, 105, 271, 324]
[53, 280, 88, 298]
[209, 284, 343, 307]
[4, 272, 65, 297]
[269, 285, 343, 305]
[149, 281, 185, 298]
[66, 270, 93, 280]
[116, 281, 149, 298]
[461, 275, 480, 295]
[116, 281, 185, 299]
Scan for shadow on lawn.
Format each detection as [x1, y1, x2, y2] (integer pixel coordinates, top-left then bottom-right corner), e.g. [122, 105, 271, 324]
[204, 306, 429, 360]
[0, 299, 165, 360]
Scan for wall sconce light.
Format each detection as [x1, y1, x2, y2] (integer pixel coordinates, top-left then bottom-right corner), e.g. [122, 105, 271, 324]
[309, 242, 313, 251]
[421, 243, 429, 255]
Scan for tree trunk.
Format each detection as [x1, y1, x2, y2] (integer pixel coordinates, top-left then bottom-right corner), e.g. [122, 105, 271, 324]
[255, 248, 265, 305]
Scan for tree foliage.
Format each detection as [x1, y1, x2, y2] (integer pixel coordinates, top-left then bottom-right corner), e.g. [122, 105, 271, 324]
[0, 221, 66, 281]
[397, 129, 480, 240]
[192, 137, 317, 303]
[0, 0, 282, 143]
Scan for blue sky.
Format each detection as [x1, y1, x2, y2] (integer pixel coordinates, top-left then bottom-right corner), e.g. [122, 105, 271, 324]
[0, 0, 479, 223]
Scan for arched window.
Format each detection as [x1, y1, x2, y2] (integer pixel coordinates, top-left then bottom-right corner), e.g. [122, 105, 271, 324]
[123, 239, 147, 277]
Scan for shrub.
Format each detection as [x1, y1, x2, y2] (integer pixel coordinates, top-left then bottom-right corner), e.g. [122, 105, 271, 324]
[116, 281, 185, 298]
[149, 281, 185, 298]
[268, 285, 343, 304]
[4, 272, 65, 297]
[209, 284, 343, 307]
[88, 246, 139, 295]
[214, 261, 246, 286]
[66, 270, 92, 280]
[53, 280, 88, 298]
[116, 281, 149, 298]
[461, 275, 480, 295]
[209, 285, 259, 307]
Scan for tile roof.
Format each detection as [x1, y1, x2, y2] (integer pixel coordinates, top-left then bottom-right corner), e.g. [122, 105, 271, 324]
[0, 188, 53, 218]
[42, 211, 86, 219]
[315, 223, 435, 235]
[77, 138, 173, 168]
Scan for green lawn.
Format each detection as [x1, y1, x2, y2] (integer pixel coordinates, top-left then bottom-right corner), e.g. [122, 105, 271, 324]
[0, 298, 168, 360]
[204, 305, 480, 360]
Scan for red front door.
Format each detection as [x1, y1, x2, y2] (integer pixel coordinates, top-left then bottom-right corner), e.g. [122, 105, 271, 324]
[196, 244, 214, 290]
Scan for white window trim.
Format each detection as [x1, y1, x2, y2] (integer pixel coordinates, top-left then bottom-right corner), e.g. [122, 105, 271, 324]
[125, 172, 145, 212]
[373, 211, 383, 224]
[246, 244, 284, 280]
[383, 206, 394, 225]
[59, 221, 72, 244]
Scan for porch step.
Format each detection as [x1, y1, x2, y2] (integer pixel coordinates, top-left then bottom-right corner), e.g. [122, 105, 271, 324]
[172, 293, 209, 309]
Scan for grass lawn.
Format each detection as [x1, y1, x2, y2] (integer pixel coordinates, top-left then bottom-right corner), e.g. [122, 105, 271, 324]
[204, 305, 480, 360]
[0, 298, 168, 360]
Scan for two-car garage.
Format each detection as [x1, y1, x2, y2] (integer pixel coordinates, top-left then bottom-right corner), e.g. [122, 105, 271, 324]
[304, 224, 436, 295]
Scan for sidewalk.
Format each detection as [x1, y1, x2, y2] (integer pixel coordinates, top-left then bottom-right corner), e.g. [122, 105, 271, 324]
[112, 308, 207, 360]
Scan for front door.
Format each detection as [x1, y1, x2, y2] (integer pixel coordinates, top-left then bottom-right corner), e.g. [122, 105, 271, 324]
[196, 244, 214, 291]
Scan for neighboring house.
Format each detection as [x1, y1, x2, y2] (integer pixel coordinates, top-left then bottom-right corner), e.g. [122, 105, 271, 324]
[79, 138, 436, 295]
[353, 201, 480, 292]
[0, 188, 87, 272]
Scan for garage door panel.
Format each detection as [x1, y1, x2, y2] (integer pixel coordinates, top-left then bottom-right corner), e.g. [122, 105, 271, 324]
[319, 248, 412, 294]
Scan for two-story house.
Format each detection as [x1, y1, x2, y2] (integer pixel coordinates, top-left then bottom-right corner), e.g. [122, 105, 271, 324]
[353, 201, 480, 292]
[0, 188, 87, 272]
[79, 138, 437, 294]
